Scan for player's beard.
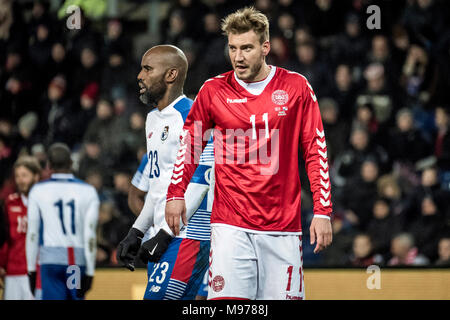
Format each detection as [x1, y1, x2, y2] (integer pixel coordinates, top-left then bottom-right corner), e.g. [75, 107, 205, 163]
[139, 77, 167, 107]
[235, 59, 263, 82]
[17, 181, 33, 196]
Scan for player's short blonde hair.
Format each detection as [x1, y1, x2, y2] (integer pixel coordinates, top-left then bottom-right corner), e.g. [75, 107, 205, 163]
[14, 156, 42, 176]
[221, 7, 269, 44]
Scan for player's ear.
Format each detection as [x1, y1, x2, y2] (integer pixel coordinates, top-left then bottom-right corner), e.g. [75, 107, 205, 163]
[261, 40, 270, 57]
[165, 68, 179, 84]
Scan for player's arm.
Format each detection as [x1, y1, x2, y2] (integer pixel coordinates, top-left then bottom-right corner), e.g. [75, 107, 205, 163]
[117, 169, 154, 270]
[128, 154, 150, 216]
[166, 84, 215, 236]
[78, 189, 100, 298]
[0, 207, 9, 272]
[128, 186, 146, 216]
[25, 189, 40, 293]
[299, 78, 333, 253]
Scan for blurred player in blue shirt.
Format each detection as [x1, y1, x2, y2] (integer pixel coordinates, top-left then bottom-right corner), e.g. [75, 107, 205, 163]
[26, 143, 100, 300]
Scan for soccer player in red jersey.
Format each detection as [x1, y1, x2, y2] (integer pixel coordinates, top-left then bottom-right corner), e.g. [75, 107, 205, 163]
[165, 7, 332, 299]
[0, 156, 41, 299]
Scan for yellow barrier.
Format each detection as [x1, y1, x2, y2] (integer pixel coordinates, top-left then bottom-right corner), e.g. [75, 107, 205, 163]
[85, 268, 450, 300]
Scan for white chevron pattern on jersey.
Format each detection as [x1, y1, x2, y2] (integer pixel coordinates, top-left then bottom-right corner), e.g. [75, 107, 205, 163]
[316, 128, 331, 208]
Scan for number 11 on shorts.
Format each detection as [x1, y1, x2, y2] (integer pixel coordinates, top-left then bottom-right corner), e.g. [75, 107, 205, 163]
[286, 265, 302, 292]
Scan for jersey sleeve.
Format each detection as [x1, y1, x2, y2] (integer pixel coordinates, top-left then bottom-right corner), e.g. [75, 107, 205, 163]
[166, 83, 215, 202]
[131, 154, 150, 192]
[83, 188, 100, 276]
[299, 78, 333, 218]
[132, 193, 155, 234]
[184, 135, 214, 221]
[26, 188, 41, 273]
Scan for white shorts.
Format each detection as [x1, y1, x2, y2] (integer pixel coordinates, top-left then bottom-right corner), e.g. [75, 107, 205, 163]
[207, 224, 304, 300]
[4, 275, 34, 300]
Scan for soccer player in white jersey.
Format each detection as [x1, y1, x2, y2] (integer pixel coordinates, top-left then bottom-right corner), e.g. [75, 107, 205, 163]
[116, 45, 214, 300]
[165, 7, 333, 300]
[26, 143, 100, 300]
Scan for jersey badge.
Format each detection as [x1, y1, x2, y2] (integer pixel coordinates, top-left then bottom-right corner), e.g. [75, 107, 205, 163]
[274, 106, 289, 116]
[161, 126, 169, 141]
[272, 90, 289, 105]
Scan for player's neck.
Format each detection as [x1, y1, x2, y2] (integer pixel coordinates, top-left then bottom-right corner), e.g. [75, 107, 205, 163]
[245, 63, 271, 83]
[156, 90, 183, 111]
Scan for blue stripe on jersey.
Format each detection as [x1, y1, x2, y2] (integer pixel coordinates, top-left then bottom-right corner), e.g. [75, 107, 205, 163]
[132, 154, 148, 187]
[137, 153, 148, 173]
[173, 97, 193, 122]
[39, 209, 44, 246]
[190, 165, 211, 185]
[36, 177, 89, 185]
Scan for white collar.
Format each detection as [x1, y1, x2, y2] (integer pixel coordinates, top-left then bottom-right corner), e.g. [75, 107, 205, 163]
[51, 173, 75, 179]
[234, 66, 276, 96]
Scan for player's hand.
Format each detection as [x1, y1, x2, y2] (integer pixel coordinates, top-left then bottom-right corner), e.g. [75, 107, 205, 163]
[28, 271, 37, 294]
[165, 199, 187, 236]
[138, 229, 173, 263]
[116, 228, 144, 271]
[76, 275, 93, 299]
[309, 216, 332, 254]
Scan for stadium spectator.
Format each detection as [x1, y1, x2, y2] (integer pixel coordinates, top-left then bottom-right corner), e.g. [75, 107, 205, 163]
[387, 108, 431, 164]
[433, 106, 450, 171]
[356, 63, 395, 127]
[434, 237, 450, 267]
[35, 75, 74, 147]
[285, 40, 331, 97]
[333, 126, 389, 187]
[340, 159, 380, 230]
[347, 233, 384, 267]
[366, 198, 402, 258]
[408, 195, 446, 262]
[96, 201, 128, 267]
[329, 64, 358, 122]
[331, 13, 369, 67]
[387, 233, 429, 266]
[319, 97, 349, 164]
[377, 174, 407, 217]
[112, 170, 135, 228]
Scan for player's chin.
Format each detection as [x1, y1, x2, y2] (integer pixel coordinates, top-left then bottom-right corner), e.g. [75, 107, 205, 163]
[235, 68, 251, 80]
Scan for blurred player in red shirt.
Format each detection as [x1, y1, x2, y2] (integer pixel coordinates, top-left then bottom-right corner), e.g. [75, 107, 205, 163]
[0, 156, 41, 299]
[166, 7, 333, 300]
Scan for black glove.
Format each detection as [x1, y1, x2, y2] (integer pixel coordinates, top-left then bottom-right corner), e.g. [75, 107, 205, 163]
[138, 229, 173, 264]
[116, 228, 144, 271]
[28, 271, 36, 294]
[76, 275, 93, 299]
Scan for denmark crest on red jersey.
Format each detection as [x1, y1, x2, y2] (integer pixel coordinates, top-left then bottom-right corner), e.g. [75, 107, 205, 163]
[272, 90, 289, 105]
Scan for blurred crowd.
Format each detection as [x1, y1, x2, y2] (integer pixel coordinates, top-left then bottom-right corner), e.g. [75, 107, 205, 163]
[0, 0, 449, 268]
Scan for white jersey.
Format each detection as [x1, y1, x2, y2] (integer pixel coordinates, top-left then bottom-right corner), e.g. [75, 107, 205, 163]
[133, 95, 214, 241]
[26, 173, 100, 276]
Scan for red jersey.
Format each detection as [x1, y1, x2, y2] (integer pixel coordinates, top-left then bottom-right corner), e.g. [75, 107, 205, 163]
[167, 67, 332, 234]
[0, 193, 28, 275]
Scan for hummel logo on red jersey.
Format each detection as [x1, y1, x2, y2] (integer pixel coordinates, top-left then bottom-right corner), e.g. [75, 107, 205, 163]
[10, 206, 22, 213]
[227, 98, 247, 103]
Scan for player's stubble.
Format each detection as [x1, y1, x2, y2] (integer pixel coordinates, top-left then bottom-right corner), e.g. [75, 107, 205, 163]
[138, 74, 167, 107]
